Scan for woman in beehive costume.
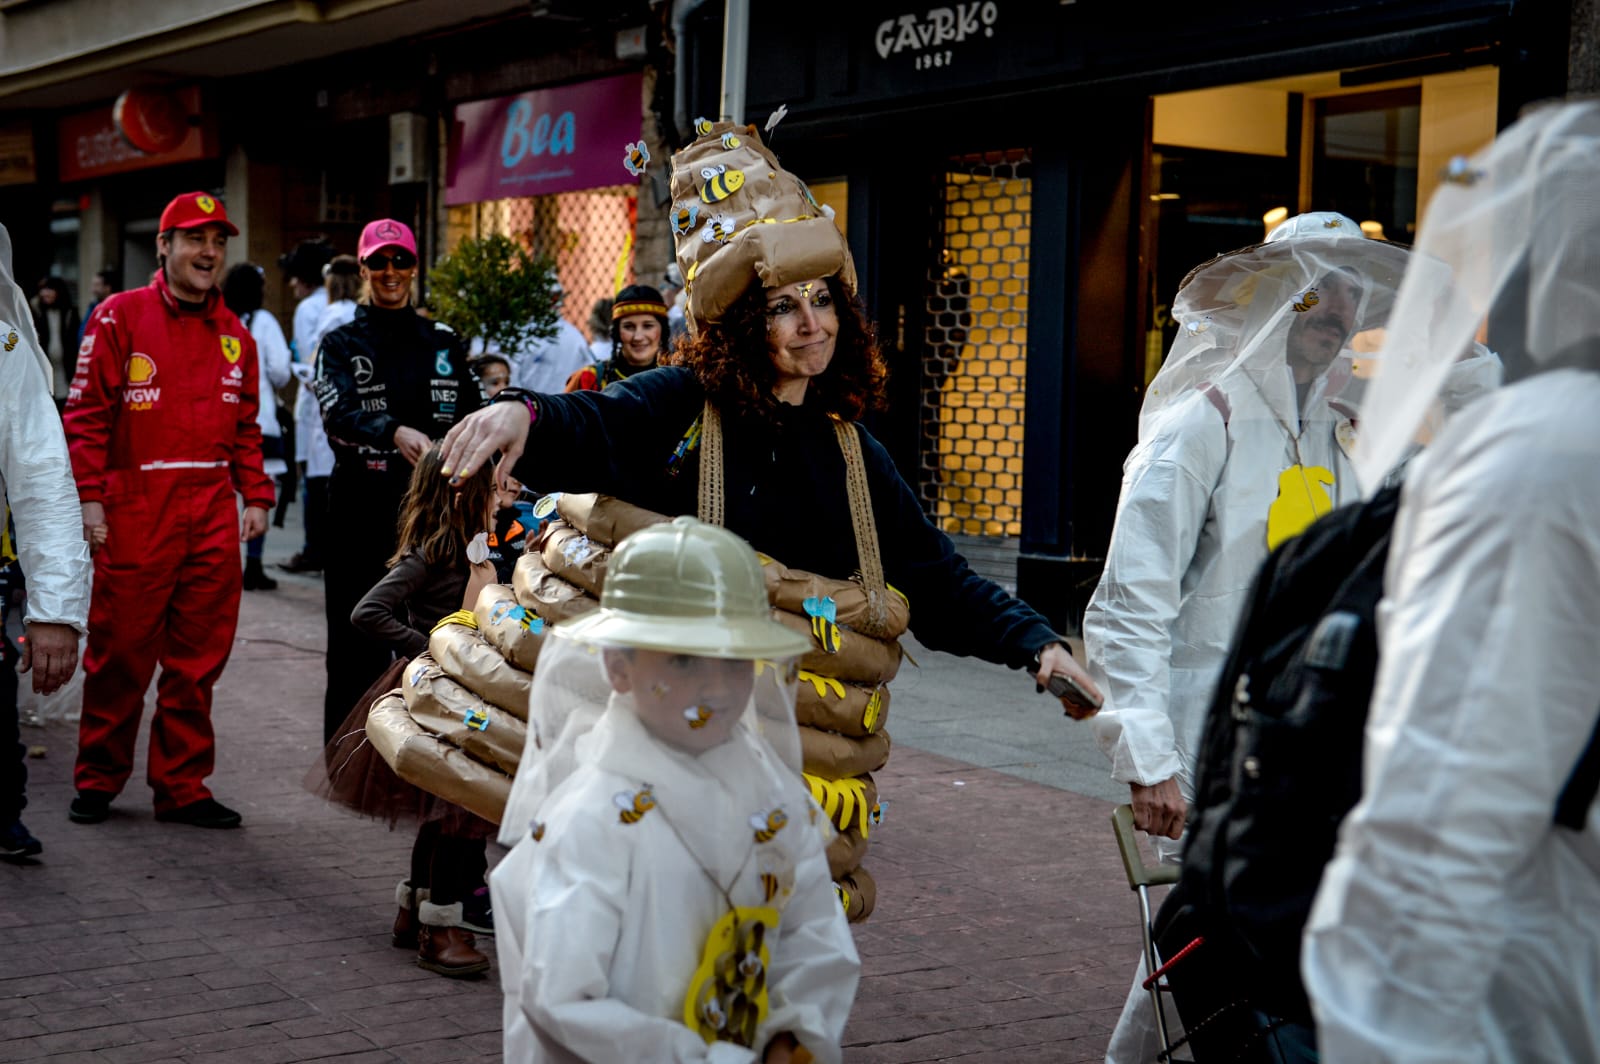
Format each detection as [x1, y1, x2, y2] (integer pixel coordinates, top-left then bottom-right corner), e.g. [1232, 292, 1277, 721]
[440, 121, 1098, 750]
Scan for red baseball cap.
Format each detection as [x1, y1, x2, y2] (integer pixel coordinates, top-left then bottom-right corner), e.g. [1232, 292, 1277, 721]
[358, 219, 417, 262]
[159, 191, 238, 236]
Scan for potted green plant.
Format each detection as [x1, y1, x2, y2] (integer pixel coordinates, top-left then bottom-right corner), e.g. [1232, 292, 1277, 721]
[428, 233, 559, 357]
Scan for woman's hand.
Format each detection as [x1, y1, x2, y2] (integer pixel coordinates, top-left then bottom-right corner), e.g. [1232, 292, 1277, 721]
[1035, 642, 1102, 721]
[440, 402, 530, 489]
[393, 425, 432, 466]
[81, 501, 108, 555]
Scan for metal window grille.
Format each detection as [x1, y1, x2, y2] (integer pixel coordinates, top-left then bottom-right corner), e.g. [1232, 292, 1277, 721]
[921, 151, 1031, 540]
[443, 185, 638, 337]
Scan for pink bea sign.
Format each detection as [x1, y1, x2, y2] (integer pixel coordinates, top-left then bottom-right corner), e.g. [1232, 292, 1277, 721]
[446, 73, 642, 206]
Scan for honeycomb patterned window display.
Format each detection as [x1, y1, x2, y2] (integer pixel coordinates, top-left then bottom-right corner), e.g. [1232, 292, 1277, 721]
[442, 185, 638, 339]
[921, 151, 1031, 539]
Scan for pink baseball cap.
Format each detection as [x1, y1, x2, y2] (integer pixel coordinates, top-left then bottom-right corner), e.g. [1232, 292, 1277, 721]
[358, 218, 417, 262]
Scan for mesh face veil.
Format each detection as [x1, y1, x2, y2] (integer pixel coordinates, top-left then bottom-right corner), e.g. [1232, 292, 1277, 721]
[0, 224, 52, 385]
[1141, 212, 1414, 443]
[1355, 100, 1600, 493]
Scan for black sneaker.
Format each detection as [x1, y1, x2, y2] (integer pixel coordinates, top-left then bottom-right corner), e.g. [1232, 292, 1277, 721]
[154, 798, 242, 829]
[276, 552, 323, 574]
[68, 791, 113, 824]
[0, 820, 42, 859]
[459, 886, 494, 936]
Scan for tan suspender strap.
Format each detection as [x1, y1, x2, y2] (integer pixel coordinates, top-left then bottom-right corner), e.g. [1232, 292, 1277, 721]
[833, 418, 891, 638]
[697, 401, 725, 527]
[698, 403, 890, 637]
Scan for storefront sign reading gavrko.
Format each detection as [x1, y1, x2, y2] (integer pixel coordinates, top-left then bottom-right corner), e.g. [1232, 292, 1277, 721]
[874, 4, 1000, 60]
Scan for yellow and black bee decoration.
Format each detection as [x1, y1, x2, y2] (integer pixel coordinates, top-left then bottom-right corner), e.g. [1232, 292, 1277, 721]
[2, 331, 15, 352]
[530, 820, 546, 842]
[750, 807, 787, 844]
[803, 595, 841, 654]
[1322, 218, 1344, 229]
[760, 872, 780, 902]
[701, 214, 737, 244]
[720, 131, 741, 150]
[694, 116, 714, 137]
[683, 704, 714, 730]
[614, 785, 656, 825]
[673, 202, 700, 236]
[623, 140, 650, 177]
[699, 164, 744, 204]
[1291, 289, 1320, 313]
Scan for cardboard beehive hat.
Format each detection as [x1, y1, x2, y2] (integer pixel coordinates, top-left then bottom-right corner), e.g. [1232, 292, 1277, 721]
[669, 118, 856, 336]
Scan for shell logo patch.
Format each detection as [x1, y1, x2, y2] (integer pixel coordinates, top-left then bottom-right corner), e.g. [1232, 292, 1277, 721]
[220, 336, 242, 364]
[126, 354, 157, 384]
[195, 194, 216, 214]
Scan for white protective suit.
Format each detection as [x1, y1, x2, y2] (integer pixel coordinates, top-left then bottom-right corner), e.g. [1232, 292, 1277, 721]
[293, 299, 353, 479]
[1085, 213, 1410, 819]
[0, 225, 90, 634]
[512, 316, 594, 395]
[1304, 99, 1600, 1063]
[1086, 214, 1414, 1064]
[246, 308, 292, 476]
[492, 697, 858, 1063]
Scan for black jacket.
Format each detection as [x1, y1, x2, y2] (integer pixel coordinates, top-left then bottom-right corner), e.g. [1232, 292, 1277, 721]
[314, 305, 479, 465]
[512, 366, 1059, 669]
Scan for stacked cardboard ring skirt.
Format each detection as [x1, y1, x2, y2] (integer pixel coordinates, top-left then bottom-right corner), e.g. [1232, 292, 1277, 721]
[365, 492, 905, 923]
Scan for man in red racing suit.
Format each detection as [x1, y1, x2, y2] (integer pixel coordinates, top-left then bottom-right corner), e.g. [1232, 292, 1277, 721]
[63, 191, 275, 829]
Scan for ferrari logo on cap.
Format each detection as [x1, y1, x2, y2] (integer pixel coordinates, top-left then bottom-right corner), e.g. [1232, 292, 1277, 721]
[220, 336, 241, 363]
[196, 194, 216, 214]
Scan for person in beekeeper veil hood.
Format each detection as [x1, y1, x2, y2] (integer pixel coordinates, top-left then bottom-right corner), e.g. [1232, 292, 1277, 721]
[1083, 210, 1481, 1063]
[490, 516, 859, 1063]
[1302, 99, 1600, 1064]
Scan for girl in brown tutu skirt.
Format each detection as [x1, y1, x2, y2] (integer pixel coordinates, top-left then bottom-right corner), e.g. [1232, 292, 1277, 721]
[305, 444, 501, 977]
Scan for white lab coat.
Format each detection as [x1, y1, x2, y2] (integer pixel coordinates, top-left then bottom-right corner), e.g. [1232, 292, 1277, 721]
[1085, 366, 1357, 800]
[512, 318, 595, 395]
[0, 319, 90, 631]
[492, 703, 859, 1064]
[293, 300, 353, 478]
[1303, 368, 1600, 1064]
[246, 309, 292, 474]
[291, 289, 329, 366]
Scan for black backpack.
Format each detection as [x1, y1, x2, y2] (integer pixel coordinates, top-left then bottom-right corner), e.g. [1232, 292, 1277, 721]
[1151, 484, 1600, 1061]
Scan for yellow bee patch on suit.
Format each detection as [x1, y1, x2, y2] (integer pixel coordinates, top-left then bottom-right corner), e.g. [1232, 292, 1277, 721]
[1266, 464, 1336, 550]
[220, 335, 242, 363]
[614, 786, 656, 825]
[749, 807, 787, 844]
[3, 331, 16, 352]
[683, 907, 777, 1048]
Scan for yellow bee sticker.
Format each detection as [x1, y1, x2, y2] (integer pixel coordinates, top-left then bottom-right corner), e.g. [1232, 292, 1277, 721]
[1266, 464, 1336, 550]
[862, 686, 886, 733]
[694, 116, 714, 137]
[530, 821, 545, 842]
[2, 331, 15, 352]
[699, 164, 744, 204]
[1291, 290, 1320, 313]
[613, 786, 656, 825]
[749, 807, 787, 844]
[220, 335, 242, 363]
[673, 202, 700, 236]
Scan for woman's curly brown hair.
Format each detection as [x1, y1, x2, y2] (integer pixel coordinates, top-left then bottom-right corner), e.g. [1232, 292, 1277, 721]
[666, 275, 889, 422]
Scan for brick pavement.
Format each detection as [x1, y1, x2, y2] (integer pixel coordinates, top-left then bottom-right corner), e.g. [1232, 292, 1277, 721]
[1, 575, 1146, 1062]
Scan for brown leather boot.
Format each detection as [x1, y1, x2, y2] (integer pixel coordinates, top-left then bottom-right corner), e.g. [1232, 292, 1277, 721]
[417, 900, 490, 977]
[392, 880, 429, 949]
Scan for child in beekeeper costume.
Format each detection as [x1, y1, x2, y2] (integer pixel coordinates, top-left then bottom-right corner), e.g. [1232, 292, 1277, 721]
[490, 516, 860, 1063]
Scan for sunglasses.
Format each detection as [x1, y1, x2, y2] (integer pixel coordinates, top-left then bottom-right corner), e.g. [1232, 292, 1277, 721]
[363, 250, 417, 271]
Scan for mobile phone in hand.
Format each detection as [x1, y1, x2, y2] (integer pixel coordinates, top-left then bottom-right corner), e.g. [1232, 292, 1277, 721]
[1047, 671, 1103, 711]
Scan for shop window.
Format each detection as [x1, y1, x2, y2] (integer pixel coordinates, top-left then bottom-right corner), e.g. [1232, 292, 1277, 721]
[443, 185, 637, 341]
[923, 150, 1029, 540]
[1311, 87, 1421, 243]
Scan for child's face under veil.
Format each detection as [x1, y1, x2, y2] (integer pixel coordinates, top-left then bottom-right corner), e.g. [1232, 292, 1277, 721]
[605, 649, 757, 754]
